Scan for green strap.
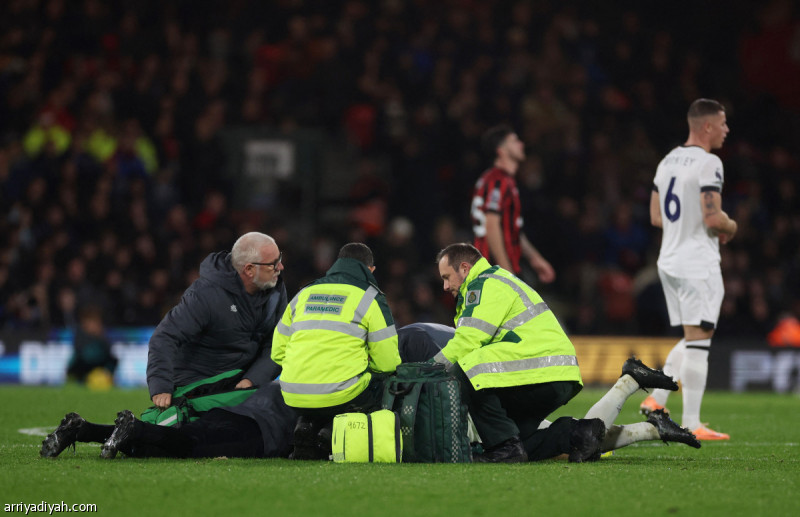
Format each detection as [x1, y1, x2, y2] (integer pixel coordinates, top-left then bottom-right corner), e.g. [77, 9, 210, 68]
[381, 378, 399, 410]
[393, 411, 402, 462]
[367, 413, 374, 463]
[173, 369, 243, 398]
[398, 382, 424, 462]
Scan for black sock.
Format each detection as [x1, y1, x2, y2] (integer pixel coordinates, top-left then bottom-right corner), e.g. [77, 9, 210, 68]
[76, 422, 115, 443]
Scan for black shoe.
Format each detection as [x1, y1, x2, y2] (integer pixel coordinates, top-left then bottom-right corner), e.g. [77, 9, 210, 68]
[473, 436, 528, 463]
[291, 417, 331, 461]
[647, 409, 701, 449]
[621, 357, 678, 391]
[101, 410, 136, 459]
[568, 418, 605, 463]
[41, 413, 85, 458]
[317, 423, 333, 457]
[291, 444, 330, 460]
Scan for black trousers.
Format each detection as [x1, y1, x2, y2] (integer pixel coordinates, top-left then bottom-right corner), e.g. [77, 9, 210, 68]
[77, 410, 264, 458]
[454, 366, 582, 461]
[293, 373, 387, 422]
[124, 409, 264, 458]
[293, 374, 387, 423]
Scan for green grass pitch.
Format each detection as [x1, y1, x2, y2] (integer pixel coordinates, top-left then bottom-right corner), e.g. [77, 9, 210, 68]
[1, 385, 797, 516]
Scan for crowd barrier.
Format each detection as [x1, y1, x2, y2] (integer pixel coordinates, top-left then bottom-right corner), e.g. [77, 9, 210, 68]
[0, 329, 797, 392]
[0, 328, 153, 387]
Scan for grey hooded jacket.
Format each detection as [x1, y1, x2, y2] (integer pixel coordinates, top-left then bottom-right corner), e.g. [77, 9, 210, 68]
[146, 251, 287, 398]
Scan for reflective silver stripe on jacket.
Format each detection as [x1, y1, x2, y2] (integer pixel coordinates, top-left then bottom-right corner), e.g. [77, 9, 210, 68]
[368, 324, 397, 342]
[476, 273, 550, 331]
[280, 374, 361, 395]
[455, 301, 548, 338]
[290, 320, 368, 340]
[433, 351, 453, 368]
[501, 302, 549, 332]
[276, 320, 292, 336]
[276, 295, 303, 337]
[478, 273, 537, 305]
[289, 293, 301, 318]
[456, 316, 498, 337]
[464, 354, 578, 379]
[353, 286, 379, 324]
[287, 286, 380, 339]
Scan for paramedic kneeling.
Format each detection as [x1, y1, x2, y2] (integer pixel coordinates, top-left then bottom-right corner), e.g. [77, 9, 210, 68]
[434, 243, 604, 463]
[271, 243, 401, 460]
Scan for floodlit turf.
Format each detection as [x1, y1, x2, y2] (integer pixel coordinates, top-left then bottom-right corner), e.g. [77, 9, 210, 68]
[1, 385, 797, 516]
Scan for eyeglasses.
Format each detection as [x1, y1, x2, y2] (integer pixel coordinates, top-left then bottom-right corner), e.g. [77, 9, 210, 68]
[250, 252, 282, 270]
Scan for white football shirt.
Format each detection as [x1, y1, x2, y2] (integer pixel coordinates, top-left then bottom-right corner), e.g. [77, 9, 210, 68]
[653, 145, 724, 278]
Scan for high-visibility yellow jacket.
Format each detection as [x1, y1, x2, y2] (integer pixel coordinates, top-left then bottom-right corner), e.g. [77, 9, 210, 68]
[434, 258, 582, 390]
[271, 258, 400, 408]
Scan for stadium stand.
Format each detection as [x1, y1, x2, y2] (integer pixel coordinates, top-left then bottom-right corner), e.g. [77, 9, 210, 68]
[1, 0, 798, 340]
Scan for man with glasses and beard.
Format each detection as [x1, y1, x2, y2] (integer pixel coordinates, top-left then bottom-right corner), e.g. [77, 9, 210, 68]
[144, 231, 287, 411]
[42, 232, 289, 456]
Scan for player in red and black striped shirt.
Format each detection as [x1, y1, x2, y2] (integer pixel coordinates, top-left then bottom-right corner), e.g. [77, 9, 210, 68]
[471, 125, 555, 282]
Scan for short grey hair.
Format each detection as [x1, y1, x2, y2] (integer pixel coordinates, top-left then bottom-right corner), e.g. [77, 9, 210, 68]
[231, 232, 276, 272]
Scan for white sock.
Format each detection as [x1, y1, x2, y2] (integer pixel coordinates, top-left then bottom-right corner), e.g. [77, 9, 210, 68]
[680, 341, 711, 430]
[651, 338, 685, 406]
[585, 375, 639, 428]
[601, 422, 660, 452]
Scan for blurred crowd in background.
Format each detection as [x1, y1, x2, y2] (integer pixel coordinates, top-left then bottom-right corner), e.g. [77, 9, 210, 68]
[2, 0, 799, 341]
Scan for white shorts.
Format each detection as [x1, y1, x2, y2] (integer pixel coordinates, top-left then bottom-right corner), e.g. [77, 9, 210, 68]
[658, 269, 724, 329]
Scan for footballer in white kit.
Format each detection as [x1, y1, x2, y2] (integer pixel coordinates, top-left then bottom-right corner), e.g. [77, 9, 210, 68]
[653, 145, 725, 329]
[641, 99, 737, 441]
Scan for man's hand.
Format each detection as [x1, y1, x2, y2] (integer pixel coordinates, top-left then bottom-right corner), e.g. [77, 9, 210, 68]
[152, 393, 172, 409]
[713, 217, 737, 245]
[521, 234, 555, 283]
[530, 256, 556, 284]
[235, 378, 254, 389]
[720, 219, 737, 244]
